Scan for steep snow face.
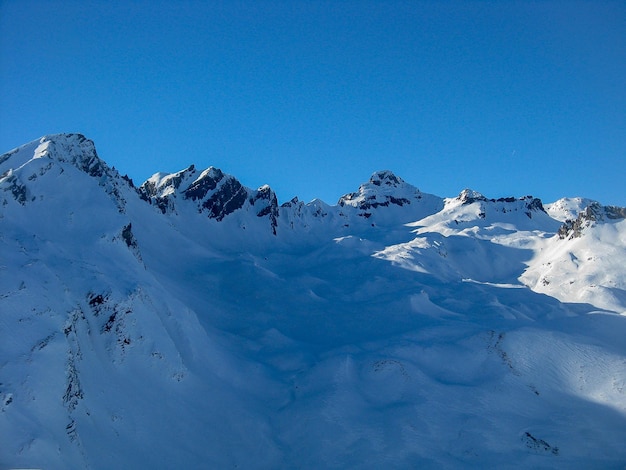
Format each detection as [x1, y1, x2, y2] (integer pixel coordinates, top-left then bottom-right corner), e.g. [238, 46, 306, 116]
[2, 134, 626, 469]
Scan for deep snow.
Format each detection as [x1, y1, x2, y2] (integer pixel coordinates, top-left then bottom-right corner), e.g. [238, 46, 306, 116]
[1, 134, 625, 468]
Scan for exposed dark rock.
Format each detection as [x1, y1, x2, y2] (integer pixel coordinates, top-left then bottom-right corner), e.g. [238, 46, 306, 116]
[103, 312, 117, 333]
[559, 202, 626, 239]
[66, 419, 78, 441]
[281, 196, 299, 208]
[0, 150, 14, 166]
[338, 171, 416, 211]
[252, 186, 279, 234]
[139, 180, 159, 198]
[184, 167, 223, 201]
[458, 190, 546, 219]
[523, 197, 546, 217]
[202, 176, 247, 221]
[153, 196, 171, 214]
[457, 189, 487, 205]
[121, 174, 135, 188]
[522, 432, 559, 455]
[3, 175, 28, 205]
[121, 223, 136, 248]
[31, 333, 57, 352]
[88, 293, 106, 308]
[63, 355, 83, 412]
[457, 189, 545, 218]
[137, 164, 281, 232]
[138, 165, 196, 213]
[605, 205, 626, 220]
[50, 134, 106, 178]
[389, 196, 410, 207]
[497, 196, 516, 203]
[77, 154, 105, 178]
[370, 170, 402, 187]
[487, 331, 520, 375]
[120, 223, 143, 261]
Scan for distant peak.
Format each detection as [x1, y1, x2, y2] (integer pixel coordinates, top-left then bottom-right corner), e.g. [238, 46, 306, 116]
[369, 170, 403, 187]
[457, 189, 487, 205]
[32, 133, 111, 179]
[36, 133, 96, 154]
[196, 166, 223, 181]
[336, 170, 439, 218]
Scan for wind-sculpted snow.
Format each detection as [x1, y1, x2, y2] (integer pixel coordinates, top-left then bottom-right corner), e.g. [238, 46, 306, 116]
[1, 134, 626, 468]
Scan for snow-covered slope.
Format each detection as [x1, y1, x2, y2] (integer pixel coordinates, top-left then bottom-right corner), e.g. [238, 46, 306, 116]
[1, 134, 626, 468]
[522, 201, 626, 312]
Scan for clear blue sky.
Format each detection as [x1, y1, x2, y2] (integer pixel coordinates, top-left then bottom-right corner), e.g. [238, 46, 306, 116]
[1, 1, 625, 205]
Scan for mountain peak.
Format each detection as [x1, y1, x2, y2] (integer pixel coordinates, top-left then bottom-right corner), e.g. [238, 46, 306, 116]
[368, 170, 403, 187]
[1, 133, 100, 174]
[334, 171, 444, 224]
[337, 170, 418, 207]
[457, 189, 487, 205]
[138, 164, 280, 233]
[0, 133, 131, 212]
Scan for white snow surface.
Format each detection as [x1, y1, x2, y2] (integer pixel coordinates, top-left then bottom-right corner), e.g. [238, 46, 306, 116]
[546, 197, 598, 222]
[1, 134, 626, 468]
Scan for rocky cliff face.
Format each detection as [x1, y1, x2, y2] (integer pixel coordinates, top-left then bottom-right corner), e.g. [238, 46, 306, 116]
[558, 201, 626, 239]
[456, 188, 546, 219]
[139, 164, 280, 233]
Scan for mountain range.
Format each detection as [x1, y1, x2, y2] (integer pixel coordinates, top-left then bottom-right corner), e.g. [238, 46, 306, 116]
[1, 133, 625, 468]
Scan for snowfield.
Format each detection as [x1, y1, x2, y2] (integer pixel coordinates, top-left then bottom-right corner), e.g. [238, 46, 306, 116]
[1, 134, 625, 468]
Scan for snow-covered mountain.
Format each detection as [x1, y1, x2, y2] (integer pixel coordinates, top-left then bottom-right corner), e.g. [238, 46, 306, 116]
[1, 134, 626, 468]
